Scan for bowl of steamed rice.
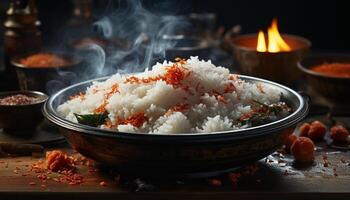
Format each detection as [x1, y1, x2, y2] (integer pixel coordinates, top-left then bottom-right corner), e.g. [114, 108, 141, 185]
[43, 57, 309, 177]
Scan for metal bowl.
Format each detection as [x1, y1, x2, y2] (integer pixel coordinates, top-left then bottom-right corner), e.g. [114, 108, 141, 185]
[43, 75, 309, 177]
[0, 90, 48, 134]
[298, 54, 350, 105]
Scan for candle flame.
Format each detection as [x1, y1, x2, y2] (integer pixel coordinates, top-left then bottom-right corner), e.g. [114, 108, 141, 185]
[257, 18, 291, 52]
[257, 30, 267, 52]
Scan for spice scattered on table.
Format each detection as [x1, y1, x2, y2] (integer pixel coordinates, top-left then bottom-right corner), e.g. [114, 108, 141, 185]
[28, 150, 98, 186]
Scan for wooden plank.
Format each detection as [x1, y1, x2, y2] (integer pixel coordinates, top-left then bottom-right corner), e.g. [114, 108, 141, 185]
[0, 146, 349, 200]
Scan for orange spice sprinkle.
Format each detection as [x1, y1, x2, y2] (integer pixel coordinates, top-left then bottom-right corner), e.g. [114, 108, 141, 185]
[210, 91, 227, 103]
[124, 60, 189, 89]
[224, 83, 236, 93]
[163, 65, 188, 87]
[165, 103, 190, 116]
[124, 76, 162, 84]
[94, 83, 119, 113]
[118, 112, 148, 128]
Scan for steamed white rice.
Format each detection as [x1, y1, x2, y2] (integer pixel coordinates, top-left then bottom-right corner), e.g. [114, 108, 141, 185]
[57, 57, 285, 134]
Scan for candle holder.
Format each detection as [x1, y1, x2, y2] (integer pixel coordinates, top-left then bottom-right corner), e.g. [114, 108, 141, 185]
[227, 33, 311, 85]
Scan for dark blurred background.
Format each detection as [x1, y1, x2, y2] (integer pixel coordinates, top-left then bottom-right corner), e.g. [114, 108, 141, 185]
[0, 0, 349, 51]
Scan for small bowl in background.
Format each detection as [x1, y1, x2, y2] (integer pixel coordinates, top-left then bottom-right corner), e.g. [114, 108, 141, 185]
[298, 53, 350, 105]
[227, 33, 311, 86]
[0, 90, 48, 134]
[161, 35, 212, 61]
[11, 51, 82, 94]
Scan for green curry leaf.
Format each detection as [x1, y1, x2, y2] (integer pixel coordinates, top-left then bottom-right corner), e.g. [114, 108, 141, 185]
[74, 112, 109, 127]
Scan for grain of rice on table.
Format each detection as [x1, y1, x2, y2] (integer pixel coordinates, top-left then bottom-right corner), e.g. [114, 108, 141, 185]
[58, 57, 288, 134]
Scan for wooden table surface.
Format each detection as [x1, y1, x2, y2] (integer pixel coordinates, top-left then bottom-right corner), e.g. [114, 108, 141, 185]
[1, 143, 350, 200]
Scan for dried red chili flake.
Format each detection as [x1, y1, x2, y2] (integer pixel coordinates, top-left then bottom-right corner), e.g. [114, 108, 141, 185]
[162, 64, 188, 87]
[124, 76, 140, 84]
[165, 103, 190, 116]
[124, 76, 162, 84]
[118, 112, 148, 128]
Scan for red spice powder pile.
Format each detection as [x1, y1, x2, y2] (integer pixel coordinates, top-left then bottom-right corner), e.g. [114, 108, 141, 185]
[27, 150, 96, 186]
[124, 61, 189, 89]
[117, 112, 148, 128]
[94, 83, 119, 113]
[20, 53, 71, 68]
[311, 62, 350, 78]
[165, 103, 190, 116]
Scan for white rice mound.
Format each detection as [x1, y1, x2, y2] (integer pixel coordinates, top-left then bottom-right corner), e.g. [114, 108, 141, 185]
[57, 57, 284, 134]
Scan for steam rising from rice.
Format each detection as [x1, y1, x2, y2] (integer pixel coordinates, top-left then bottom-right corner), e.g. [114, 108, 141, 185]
[57, 57, 287, 134]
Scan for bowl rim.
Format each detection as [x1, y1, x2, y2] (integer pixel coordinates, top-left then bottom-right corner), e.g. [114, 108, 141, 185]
[297, 53, 350, 80]
[229, 33, 311, 53]
[0, 90, 49, 107]
[10, 51, 82, 70]
[43, 74, 309, 140]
